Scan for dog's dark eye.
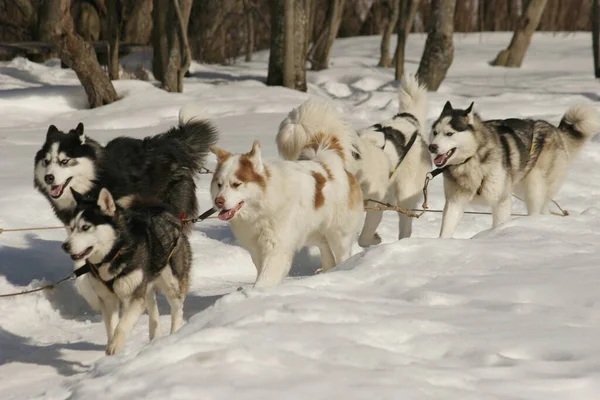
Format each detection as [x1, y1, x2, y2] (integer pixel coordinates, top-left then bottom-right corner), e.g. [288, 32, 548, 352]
[232, 182, 241, 188]
[217, 182, 222, 189]
[446, 132, 454, 137]
[43, 159, 50, 166]
[60, 159, 70, 165]
[432, 131, 438, 137]
[81, 224, 91, 232]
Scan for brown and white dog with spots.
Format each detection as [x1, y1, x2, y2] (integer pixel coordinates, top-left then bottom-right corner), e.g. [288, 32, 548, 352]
[208, 111, 363, 288]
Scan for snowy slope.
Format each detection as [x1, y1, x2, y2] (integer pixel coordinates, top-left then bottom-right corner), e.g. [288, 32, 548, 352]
[1, 32, 600, 399]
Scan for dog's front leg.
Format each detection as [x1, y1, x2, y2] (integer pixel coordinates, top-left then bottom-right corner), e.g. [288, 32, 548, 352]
[439, 195, 469, 238]
[99, 295, 120, 342]
[492, 196, 512, 228]
[254, 250, 293, 288]
[106, 297, 146, 355]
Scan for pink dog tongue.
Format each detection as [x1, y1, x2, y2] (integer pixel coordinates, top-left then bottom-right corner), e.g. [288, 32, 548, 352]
[50, 184, 64, 197]
[434, 154, 447, 166]
[218, 202, 243, 221]
[218, 209, 235, 221]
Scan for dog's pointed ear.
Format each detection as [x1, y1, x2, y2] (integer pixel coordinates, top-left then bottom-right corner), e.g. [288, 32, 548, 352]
[97, 188, 116, 216]
[209, 146, 231, 164]
[442, 101, 453, 115]
[46, 125, 59, 139]
[75, 123, 86, 145]
[70, 188, 85, 205]
[464, 102, 475, 125]
[247, 140, 263, 169]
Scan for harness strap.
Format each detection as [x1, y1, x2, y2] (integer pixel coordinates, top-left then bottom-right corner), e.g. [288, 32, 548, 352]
[389, 131, 419, 180]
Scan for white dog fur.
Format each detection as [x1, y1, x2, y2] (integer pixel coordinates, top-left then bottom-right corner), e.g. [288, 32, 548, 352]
[210, 100, 363, 288]
[276, 75, 431, 246]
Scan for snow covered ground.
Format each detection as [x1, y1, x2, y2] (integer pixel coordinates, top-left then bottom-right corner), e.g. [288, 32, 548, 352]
[1, 32, 600, 399]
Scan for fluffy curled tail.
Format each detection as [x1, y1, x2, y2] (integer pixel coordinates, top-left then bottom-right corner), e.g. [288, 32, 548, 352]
[159, 108, 219, 171]
[558, 104, 600, 155]
[398, 74, 428, 133]
[276, 98, 360, 172]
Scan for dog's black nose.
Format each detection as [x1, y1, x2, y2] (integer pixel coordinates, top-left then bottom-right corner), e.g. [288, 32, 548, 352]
[428, 144, 438, 153]
[61, 242, 70, 253]
[44, 174, 55, 184]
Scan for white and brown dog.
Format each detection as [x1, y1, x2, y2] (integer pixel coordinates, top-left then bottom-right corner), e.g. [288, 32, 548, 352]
[209, 102, 363, 288]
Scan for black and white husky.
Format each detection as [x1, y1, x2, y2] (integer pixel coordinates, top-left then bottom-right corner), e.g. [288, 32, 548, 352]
[62, 188, 191, 355]
[34, 114, 219, 230]
[428, 101, 600, 238]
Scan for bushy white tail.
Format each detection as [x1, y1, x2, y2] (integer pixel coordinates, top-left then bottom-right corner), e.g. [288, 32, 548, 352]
[558, 104, 600, 154]
[276, 98, 360, 172]
[398, 75, 428, 133]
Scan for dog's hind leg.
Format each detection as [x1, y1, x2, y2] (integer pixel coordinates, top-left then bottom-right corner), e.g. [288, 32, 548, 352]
[358, 208, 383, 247]
[524, 170, 548, 215]
[146, 289, 160, 340]
[398, 212, 413, 239]
[316, 242, 336, 273]
[326, 232, 354, 268]
[106, 296, 146, 355]
[156, 266, 185, 334]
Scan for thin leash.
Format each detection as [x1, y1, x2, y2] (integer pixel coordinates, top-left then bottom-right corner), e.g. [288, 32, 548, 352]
[366, 166, 569, 218]
[0, 225, 68, 234]
[0, 206, 219, 298]
[0, 263, 91, 298]
[0, 167, 216, 235]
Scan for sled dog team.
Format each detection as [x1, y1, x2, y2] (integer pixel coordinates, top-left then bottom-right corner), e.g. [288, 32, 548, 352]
[33, 75, 600, 354]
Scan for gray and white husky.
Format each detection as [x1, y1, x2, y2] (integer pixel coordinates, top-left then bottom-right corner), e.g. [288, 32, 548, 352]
[428, 101, 600, 238]
[62, 188, 191, 355]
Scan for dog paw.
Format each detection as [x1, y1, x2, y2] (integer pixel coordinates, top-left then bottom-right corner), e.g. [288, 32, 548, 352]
[105, 333, 125, 355]
[358, 232, 382, 248]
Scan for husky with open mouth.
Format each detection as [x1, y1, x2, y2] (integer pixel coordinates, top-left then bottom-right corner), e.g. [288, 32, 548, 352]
[62, 188, 191, 355]
[209, 101, 363, 288]
[429, 101, 600, 238]
[33, 112, 219, 231]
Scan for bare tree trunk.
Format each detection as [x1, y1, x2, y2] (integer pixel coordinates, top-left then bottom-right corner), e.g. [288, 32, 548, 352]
[310, 0, 346, 71]
[36, 1, 59, 61]
[283, 0, 295, 88]
[152, 0, 169, 83]
[243, 0, 255, 62]
[491, 0, 548, 67]
[393, 0, 420, 79]
[48, 0, 118, 108]
[123, 0, 153, 44]
[594, 0, 600, 77]
[268, 0, 308, 91]
[152, 0, 192, 92]
[172, 0, 192, 92]
[416, 0, 456, 91]
[293, 0, 310, 91]
[378, 0, 400, 68]
[107, 0, 121, 80]
[267, 0, 285, 86]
